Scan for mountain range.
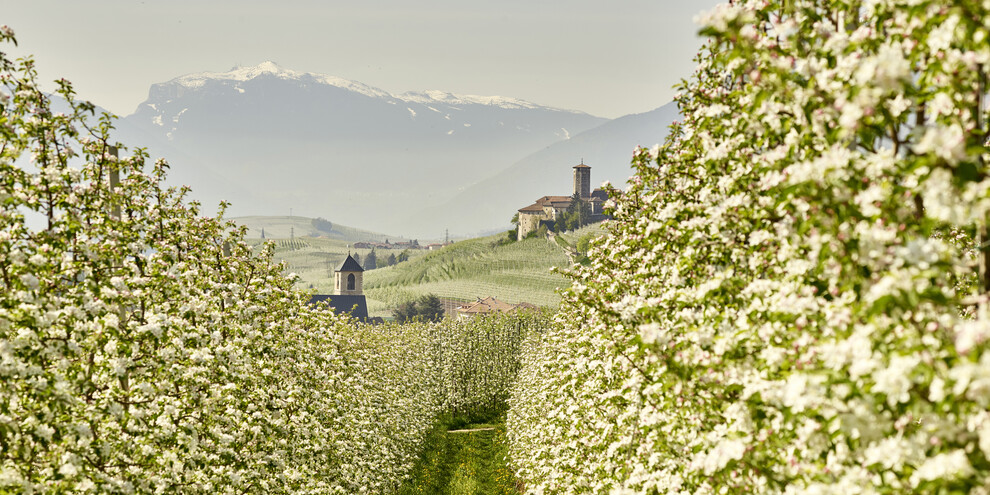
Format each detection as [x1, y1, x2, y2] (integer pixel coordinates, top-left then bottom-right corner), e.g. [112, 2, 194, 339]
[102, 61, 677, 237]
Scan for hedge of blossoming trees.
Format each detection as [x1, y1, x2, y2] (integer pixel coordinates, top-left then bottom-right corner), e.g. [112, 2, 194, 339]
[432, 311, 543, 419]
[0, 29, 548, 493]
[508, 0, 990, 493]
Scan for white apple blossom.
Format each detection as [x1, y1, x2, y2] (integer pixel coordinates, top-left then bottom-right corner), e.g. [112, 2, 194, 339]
[508, 1, 990, 493]
[911, 450, 974, 487]
[0, 33, 549, 493]
[914, 124, 968, 164]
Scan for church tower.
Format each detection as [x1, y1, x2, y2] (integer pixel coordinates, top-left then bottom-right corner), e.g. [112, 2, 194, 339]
[335, 254, 364, 296]
[573, 161, 591, 199]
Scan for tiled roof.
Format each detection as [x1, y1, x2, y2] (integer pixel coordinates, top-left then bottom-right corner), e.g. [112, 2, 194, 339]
[456, 297, 534, 315]
[519, 203, 544, 213]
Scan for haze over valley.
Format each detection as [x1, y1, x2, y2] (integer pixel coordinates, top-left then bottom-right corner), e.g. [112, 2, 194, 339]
[104, 61, 679, 237]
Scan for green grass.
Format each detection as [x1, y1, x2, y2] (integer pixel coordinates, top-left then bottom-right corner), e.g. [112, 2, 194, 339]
[397, 412, 520, 495]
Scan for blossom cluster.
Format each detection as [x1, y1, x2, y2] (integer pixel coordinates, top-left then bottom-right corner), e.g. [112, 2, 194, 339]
[508, 0, 990, 493]
[0, 30, 548, 493]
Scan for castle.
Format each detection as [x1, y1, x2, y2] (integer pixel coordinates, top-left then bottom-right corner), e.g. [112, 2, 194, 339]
[516, 162, 609, 240]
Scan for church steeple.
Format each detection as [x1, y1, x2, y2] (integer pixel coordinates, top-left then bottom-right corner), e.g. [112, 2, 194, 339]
[335, 254, 364, 295]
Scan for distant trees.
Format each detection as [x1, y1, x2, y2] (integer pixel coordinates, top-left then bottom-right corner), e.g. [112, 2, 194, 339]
[352, 252, 361, 266]
[368, 251, 405, 268]
[498, 229, 517, 246]
[557, 194, 592, 232]
[504, 214, 519, 244]
[393, 294, 445, 323]
[311, 217, 333, 234]
[576, 233, 594, 256]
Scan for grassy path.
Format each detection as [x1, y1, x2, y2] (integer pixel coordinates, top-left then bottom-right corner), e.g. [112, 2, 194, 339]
[397, 414, 520, 494]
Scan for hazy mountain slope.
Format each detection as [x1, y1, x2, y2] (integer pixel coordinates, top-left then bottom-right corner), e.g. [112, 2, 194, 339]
[120, 62, 607, 235]
[40, 95, 252, 215]
[231, 215, 407, 243]
[412, 101, 680, 235]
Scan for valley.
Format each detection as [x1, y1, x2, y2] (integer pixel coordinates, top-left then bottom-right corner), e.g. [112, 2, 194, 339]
[237, 215, 605, 318]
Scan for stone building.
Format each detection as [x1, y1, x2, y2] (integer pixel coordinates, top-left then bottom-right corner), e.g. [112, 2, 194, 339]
[516, 162, 609, 240]
[308, 254, 369, 321]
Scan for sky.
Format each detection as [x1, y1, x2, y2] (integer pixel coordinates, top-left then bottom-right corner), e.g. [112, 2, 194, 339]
[1, 0, 721, 119]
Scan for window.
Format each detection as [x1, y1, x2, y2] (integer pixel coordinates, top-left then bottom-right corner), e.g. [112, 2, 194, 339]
[347, 273, 355, 291]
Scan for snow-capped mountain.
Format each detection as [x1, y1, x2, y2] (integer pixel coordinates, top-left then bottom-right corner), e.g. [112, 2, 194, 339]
[161, 61, 393, 99]
[122, 61, 607, 235]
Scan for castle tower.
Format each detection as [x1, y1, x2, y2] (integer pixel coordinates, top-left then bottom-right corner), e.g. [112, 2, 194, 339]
[573, 161, 591, 199]
[335, 254, 364, 296]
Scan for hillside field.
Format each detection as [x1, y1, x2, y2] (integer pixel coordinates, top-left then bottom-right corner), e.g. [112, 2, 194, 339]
[243, 216, 605, 317]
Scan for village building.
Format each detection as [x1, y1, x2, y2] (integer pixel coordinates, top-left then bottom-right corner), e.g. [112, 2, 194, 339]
[516, 162, 610, 240]
[454, 296, 538, 319]
[353, 238, 452, 253]
[308, 254, 370, 321]
[353, 239, 423, 250]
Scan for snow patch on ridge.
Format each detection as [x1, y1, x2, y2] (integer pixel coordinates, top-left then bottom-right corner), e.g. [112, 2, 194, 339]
[172, 108, 188, 123]
[168, 61, 392, 100]
[158, 61, 593, 115]
[399, 89, 551, 111]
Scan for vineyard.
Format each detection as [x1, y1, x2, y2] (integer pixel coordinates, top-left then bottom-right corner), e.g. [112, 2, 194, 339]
[364, 232, 580, 310]
[6, 1, 990, 493]
[250, 225, 586, 317]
